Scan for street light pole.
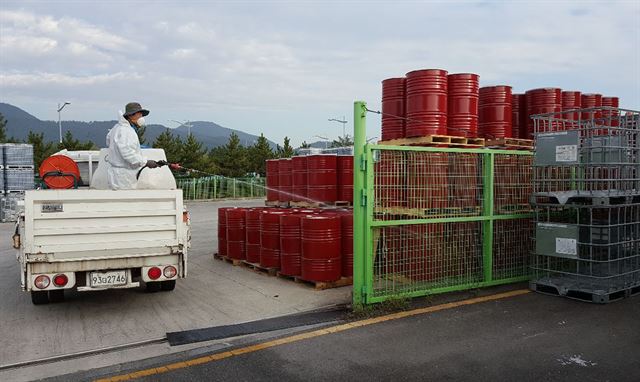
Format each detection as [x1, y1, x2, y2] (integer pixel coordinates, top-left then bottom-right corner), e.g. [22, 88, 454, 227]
[314, 135, 329, 149]
[169, 120, 194, 136]
[328, 117, 348, 137]
[57, 102, 70, 144]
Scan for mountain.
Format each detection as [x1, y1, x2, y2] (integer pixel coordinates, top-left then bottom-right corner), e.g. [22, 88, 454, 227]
[0, 103, 277, 149]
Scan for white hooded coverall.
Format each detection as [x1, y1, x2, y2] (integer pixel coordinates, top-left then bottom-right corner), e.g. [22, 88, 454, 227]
[104, 114, 146, 190]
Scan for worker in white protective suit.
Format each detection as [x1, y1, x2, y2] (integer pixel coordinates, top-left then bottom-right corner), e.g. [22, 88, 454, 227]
[104, 102, 158, 190]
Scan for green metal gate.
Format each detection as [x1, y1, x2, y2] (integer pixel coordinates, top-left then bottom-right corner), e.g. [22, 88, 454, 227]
[353, 101, 534, 306]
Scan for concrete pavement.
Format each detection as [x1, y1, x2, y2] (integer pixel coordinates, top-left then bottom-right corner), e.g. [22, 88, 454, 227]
[0, 199, 350, 381]
[85, 290, 640, 382]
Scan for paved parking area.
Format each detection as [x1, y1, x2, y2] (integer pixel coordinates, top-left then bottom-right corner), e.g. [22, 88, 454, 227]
[0, 199, 350, 381]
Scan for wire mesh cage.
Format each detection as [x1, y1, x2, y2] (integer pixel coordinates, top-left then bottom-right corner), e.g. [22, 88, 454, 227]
[1, 144, 34, 167]
[4, 168, 35, 191]
[532, 203, 640, 301]
[495, 154, 533, 214]
[532, 108, 640, 198]
[373, 222, 483, 297]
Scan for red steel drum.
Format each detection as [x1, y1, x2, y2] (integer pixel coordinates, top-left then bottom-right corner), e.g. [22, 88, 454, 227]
[381, 77, 406, 140]
[512, 94, 528, 139]
[301, 215, 342, 282]
[337, 155, 354, 203]
[245, 208, 263, 263]
[561, 91, 582, 122]
[306, 154, 337, 203]
[479, 85, 513, 139]
[292, 156, 308, 201]
[340, 213, 353, 278]
[405, 69, 448, 137]
[217, 207, 232, 257]
[260, 209, 290, 269]
[278, 158, 293, 202]
[266, 159, 279, 201]
[447, 73, 479, 137]
[226, 208, 247, 260]
[581, 93, 603, 121]
[279, 214, 304, 276]
[526, 88, 562, 135]
[602, 96, 620, 126]
[407, 152, 448, 212]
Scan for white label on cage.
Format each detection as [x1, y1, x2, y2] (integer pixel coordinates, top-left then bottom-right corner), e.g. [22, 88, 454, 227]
[555, 145, 577, 162]
[556, 238, 577, 256]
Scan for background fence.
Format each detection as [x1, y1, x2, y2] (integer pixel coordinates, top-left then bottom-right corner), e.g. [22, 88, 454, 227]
[176, 176, 266, 200]
[352, 101, 534, 306]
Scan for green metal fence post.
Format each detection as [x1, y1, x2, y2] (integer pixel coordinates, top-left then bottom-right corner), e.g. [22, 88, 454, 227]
[353, 100, 367, 308]
[482, 152, 495, 283]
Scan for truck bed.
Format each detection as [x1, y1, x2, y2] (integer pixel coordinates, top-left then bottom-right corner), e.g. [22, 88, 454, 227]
[23, 189, 186, 263]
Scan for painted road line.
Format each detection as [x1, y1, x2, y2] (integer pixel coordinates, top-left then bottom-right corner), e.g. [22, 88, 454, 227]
[95, 289, 530, 382]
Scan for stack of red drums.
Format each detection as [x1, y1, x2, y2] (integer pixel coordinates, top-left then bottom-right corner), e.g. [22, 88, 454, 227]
[581, 93, 603, 121]
[602, 96, 619, 126]
[512, 94, 527, 139]
[306, 155, 337, 203]
[405, 69, 448, 137]
[447, 73, 479, 137]
[479, 85, 513, 139]
[278, 158, 293, 202]
[381, 78, 406, 140]
[561, 91, 582, 122]
[292, 156, 308, 201]
[265, 159, 279, 202]
[337, 155, 353, 203]
[216, 207, 354, 282]
[526, 88, 562, 135]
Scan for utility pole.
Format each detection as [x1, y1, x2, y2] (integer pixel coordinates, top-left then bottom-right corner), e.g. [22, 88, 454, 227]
[328, 117, 348, 137]
[57, 102, 71, 144]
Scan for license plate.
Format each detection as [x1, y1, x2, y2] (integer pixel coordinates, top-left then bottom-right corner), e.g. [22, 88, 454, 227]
[90, 270, 127, 288]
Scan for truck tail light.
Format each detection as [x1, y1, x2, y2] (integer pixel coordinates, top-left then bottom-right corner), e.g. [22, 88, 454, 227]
[163, 265, 177, 278]
[34, 275, 50, 289]
[148, 267, 162, 280]
[53, 274, 68, 287]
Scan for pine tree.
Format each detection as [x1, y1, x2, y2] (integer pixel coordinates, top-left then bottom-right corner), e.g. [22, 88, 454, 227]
[180, 133, 207, 171]
[280, 137, 295, 158]
[153, 129, 181, 163]
[136, 124, 147, 145]
[330, 134, 354, 148]
[217, 132, 248, 177]
[299, 141, 311, 149]
[27, 131, 57, 171]
[247, 133, 274, 176]
[58, 131, 96, 151]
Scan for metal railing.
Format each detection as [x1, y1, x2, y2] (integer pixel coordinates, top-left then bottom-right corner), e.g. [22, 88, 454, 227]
[176, 176, 266, 200]
[352, 101, 534, 306]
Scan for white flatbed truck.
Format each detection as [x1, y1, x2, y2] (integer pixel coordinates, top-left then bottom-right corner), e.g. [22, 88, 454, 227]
[14, 189, 190, 304]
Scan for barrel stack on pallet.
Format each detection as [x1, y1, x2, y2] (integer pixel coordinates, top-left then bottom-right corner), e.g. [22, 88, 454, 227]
[265, 153, 353, 208]
[530, 107, 640, 303]
[214, 206, 354, 290]
[1, 144, 35, 222]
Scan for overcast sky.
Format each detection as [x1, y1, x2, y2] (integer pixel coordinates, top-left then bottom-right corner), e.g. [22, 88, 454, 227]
[1, 0, 639, 146]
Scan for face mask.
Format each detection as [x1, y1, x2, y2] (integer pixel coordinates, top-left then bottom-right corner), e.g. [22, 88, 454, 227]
[136, 117, 146, 127]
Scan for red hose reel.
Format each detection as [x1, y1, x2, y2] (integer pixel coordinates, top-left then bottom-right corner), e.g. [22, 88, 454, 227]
[39, 155, 81, 189]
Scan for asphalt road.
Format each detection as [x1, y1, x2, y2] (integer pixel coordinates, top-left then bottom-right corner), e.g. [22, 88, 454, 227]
[108, 291, 640, 382]
[0, 199, 350, 381]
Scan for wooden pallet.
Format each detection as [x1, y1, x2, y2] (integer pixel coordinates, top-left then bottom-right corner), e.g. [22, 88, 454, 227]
[378, 135, 485, 147]
[213, 253, 244, 266]
[265, 200, 289, 207]
[242, 261, 278, 276]
[485, 138, 533, 150]
[290, 200, 352, 208]
[277, 272, 353, 290]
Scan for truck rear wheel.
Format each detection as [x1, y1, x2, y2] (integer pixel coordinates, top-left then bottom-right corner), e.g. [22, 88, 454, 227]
[161, 280, 176, 291]
[146, 281, 161, 293]
[49, 290, 65, 303]
[31, 291, 49, 305]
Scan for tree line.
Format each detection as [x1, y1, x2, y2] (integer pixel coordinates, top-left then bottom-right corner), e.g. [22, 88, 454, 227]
[1, 112, 353, 177]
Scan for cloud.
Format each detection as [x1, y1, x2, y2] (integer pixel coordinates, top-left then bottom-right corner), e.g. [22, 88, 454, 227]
[0, 2, 637, 146]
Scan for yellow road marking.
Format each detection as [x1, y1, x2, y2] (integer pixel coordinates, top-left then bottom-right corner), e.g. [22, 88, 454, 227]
[95, 289, 530, 382]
